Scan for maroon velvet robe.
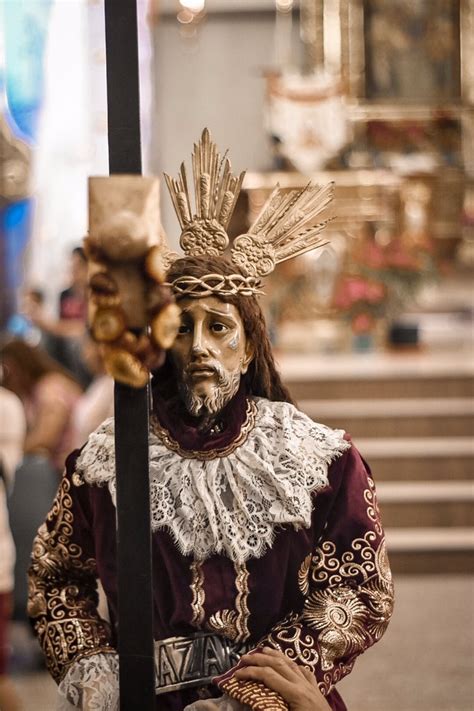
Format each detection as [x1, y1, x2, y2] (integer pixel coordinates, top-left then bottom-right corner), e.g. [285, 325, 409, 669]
[28, 392, 394, 711]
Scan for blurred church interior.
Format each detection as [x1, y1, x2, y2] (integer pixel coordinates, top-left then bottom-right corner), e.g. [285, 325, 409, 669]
[1, 0, 473, 709]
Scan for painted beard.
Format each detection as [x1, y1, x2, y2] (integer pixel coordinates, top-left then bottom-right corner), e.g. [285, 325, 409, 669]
[178, 362, 241, 418]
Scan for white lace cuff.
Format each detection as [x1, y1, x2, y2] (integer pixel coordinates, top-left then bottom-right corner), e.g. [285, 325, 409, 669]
[56, 652, 119, 711]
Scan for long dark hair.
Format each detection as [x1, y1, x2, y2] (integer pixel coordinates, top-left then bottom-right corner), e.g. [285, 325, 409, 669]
[164, 255, 294, 404]
[1, 339, 80, 391]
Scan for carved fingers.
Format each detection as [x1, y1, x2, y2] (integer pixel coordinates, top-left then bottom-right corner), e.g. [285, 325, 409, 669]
[234, 647, 331, 711]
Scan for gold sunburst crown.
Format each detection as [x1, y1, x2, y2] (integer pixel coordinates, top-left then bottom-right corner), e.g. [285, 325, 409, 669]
[164, 128, 335, 297]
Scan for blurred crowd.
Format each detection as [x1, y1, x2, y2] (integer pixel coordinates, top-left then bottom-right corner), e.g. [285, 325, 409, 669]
[0, 247, 114, 709]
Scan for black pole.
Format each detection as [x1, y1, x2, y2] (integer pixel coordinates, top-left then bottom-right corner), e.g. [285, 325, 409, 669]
[104, 1, 155, 708]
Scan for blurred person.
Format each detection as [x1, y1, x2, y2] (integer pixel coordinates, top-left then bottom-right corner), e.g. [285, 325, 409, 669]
[71, 335, 114, 449]
[0, 386, 26, 711]
[1, 340, 82, 473]
[19, 288, 65, 359]
[59, 247, 88, 324]
[2, 341, 82, 627]
[23, 247, 91, 387]
[23, 248, 87, 340]
[7, 288, 48, 347]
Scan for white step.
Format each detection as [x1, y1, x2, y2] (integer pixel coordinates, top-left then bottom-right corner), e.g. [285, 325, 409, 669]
[301, 398, 474, 419]
[356, 437, 474, 458]
[386, 527, 474, 552]
[278, 351, 474, 382]
[377, 481, 474, 503]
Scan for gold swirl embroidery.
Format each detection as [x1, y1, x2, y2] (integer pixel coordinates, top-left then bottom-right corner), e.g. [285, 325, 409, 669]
[72, 471, 85, 487]
[218, 677, 288, 711]
[190, 560, 205, 627]
[207, 562, 251, 643]
[364, 476, 383, 536]
[302, 587, 367, 670]
[28, 475, 113, 682]
[298, 553, 312, 596]
[258, 534, 394, 694]
[207, 609, 239, 639]
[151, 399, 257, 461]
[234, 562, 250, 642]
[262, 612, 320, 671]
[311, 532, 385, 588]
[302, 535, 394, 683]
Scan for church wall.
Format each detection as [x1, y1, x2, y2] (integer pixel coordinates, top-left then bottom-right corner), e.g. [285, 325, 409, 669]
[150, 11, 279, 244]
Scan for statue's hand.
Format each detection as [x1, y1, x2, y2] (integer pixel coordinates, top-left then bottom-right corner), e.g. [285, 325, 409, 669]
[234, 647, 331, 711]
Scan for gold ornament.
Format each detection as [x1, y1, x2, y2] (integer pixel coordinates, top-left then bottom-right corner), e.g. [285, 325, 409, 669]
[164, 128, 334, 297]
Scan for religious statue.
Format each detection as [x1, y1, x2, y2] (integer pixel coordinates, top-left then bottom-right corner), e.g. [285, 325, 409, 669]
[28, 129, 394, 711]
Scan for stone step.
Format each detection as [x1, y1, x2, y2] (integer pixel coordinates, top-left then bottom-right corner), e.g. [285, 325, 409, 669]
[377, 481, 474, 528]
[301, 398, 474, 438]
[288, 376, 474, 401]
[279, 352, 474, 400]
[357, 437, 474, 481]
[386, 527, 474, 574]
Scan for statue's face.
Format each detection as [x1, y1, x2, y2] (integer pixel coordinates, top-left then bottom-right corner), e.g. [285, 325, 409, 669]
[170, 296, 253, 418]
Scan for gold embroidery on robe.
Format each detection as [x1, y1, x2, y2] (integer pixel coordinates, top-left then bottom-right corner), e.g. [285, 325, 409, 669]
[234, 562, 250, 642]
[151, 399, 257, 460]
[219, 677, 289, 710]
[255, 479, 394, 696]
[302, 534, 394, 677]
[207, 562, 250, 642]
[261, 612, 320, 671]
[190, 560, 206, 627]
[298, 553, 312, 596]
[207, 609, 240, 639]
[28, 475, 113, 682]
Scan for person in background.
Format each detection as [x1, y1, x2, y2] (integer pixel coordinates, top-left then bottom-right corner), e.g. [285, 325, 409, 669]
[0, 386, 26, 711]
[58, 247, 88, 325]
[23, 247, 91, 387]
[1, 340, 82, 473]
[7, 288, 53, 352]
[71, 335, 114, 449]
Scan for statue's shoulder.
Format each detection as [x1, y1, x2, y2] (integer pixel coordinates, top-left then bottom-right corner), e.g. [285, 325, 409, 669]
[75, 417, 116, 487]
[253, 397, 350, 458]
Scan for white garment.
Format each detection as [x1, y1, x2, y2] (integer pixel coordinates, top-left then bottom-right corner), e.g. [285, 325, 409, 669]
[77, 398, 350, 564]
[0, 387, 26, 592]
[71, 375, 114, 449]
[57, 653, 119, 711]
[57, 652, 249, 711]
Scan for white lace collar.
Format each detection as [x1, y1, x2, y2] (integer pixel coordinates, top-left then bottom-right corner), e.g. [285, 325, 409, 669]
[76, 398, 350, 564]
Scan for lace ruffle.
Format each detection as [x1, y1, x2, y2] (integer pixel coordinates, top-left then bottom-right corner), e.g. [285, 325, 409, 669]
[57, 652, 119, 710]
[76, 399, 350, 564]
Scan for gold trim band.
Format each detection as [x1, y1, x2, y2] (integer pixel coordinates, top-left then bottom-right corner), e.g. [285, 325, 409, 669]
[151, 399, 257, 461]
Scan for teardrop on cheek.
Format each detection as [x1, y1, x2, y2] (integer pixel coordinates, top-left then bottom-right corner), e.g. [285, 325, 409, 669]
[228, 334, 239, 350]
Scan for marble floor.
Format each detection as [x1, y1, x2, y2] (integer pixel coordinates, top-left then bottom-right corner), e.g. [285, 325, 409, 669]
[9, 575, 474, 711]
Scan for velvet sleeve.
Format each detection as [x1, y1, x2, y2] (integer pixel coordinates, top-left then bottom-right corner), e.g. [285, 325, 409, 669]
[216, 444, 395, 710]
[27, 451, 115, 683]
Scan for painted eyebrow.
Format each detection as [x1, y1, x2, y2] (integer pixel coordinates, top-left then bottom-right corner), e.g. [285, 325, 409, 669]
[180, 305, 238, 320]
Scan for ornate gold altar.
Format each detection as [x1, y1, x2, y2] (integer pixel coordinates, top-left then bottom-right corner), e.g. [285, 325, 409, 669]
[240, 0, 474, 352]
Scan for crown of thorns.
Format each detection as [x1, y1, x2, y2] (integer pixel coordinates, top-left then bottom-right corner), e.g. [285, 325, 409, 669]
[167, 273, 264, 298]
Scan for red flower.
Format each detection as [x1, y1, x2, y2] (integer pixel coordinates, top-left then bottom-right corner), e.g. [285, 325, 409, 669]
[351, 312, 375, 334]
